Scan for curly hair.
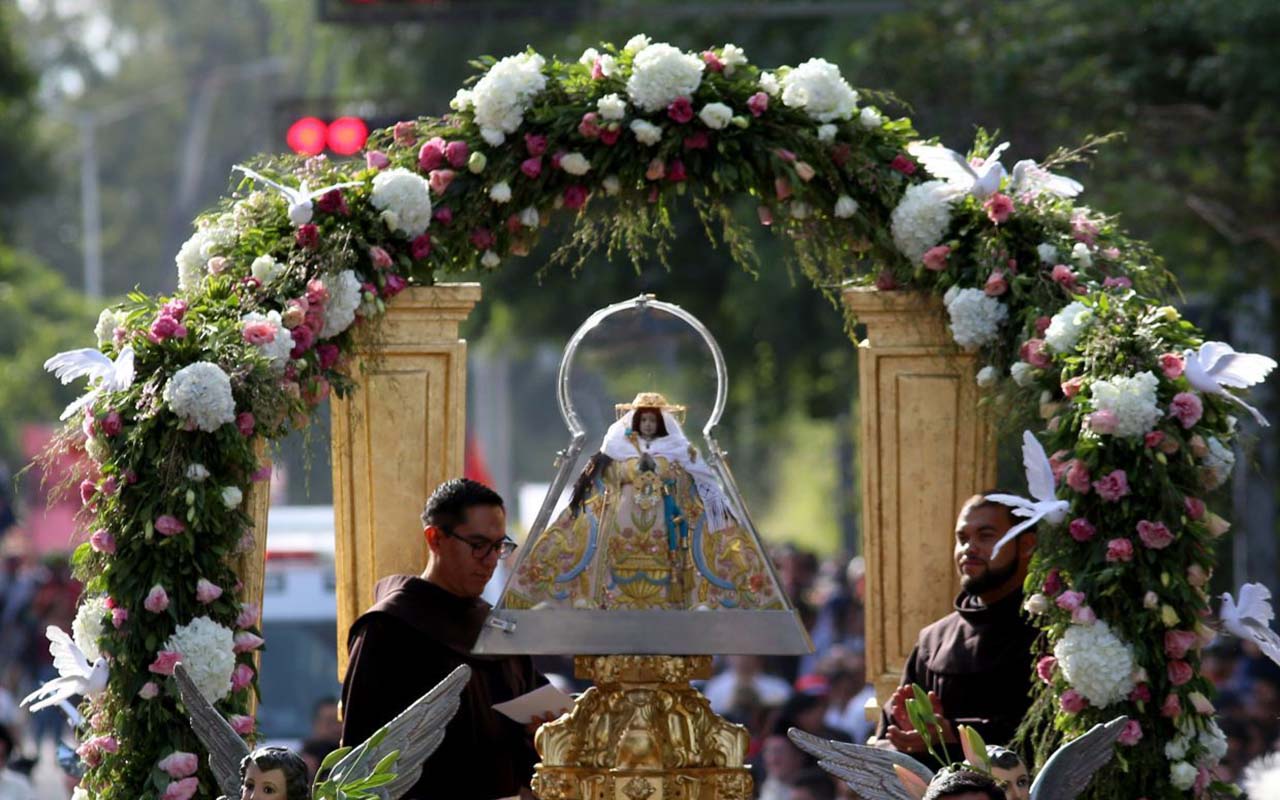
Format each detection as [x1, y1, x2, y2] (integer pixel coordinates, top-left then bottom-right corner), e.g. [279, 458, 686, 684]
[241, 746, 310, 800]
[923, 769, 1004, 800]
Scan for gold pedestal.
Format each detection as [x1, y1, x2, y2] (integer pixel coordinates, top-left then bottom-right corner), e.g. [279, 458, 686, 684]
[534, 656, 752, 800]
[842, 287, 997, 703]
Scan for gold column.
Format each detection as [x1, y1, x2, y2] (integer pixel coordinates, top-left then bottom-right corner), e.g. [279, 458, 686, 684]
[842, 287, 996, 703]
[330, 284, 481, 678]
[231, 441, 270, 715]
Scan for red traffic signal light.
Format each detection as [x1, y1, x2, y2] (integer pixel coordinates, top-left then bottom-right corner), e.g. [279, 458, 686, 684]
[285, 116, 370, 156]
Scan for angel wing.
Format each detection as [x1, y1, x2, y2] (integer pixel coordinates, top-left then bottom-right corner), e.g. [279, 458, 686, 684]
[233, 164, 301, 202]
[906, 142, 978, 189]
[1029, 716, 1127, 800]
[173, 662, 250, 799]
[317, 664, 471, 799]
[45, 348, 115, 385]
[788, 728, 934, 800]
[1222, 584, 1280, 666]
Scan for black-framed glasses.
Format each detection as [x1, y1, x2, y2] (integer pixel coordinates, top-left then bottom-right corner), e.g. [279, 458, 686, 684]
[444, 529, 518, 559]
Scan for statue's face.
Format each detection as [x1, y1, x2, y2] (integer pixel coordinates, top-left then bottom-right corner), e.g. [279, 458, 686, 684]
[241, 763, 288, 799]
[637, 411, 660, 437]
[991, 763, 1031, 800]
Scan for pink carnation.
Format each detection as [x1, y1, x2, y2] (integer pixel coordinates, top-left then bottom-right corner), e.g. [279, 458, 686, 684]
[417, 137, 446, 171]
[666, 160, 687, 183]
[111, 607, 128, 629]
[1130, 683, 1151, 703]
[139, 681, 159, 699]
[242, 319, 277, 346]
[1184, 496, 1206, 521]
[984, 270, 1009, 296]
[444, 140, 469, 169]
[1062, 376, 1085, 398]
[158, 752, 199, 779]
[1092, 469, 1129, 502]
[236, 602, 261, 629]
[922, 245, 951, 272]
[289, 324, 315, 356]
[229, 715, 255, 736]
[1167, 660, 1194, 686]
[1160, 353, 1185, 379]
[747, 91, 769, 117]
[393, 121, 417, 147]
[1043, 569, 1063, 596]
[1056, 590, 1086, 611]
[683, 130, 709, 150]
[1051, 264, 1078, 293]
[101, 410, 123, 437]
[701, 50, 725, 72]
[365, 150, 389, 170]
[984, 193, 1014, 224]
[428, 169, 455, 195]
[231, 663, 255, 692]
[564, 185, 590, 209]
[1144, 431, 1165, 448]
[1117, 720, 1143, 746]
[1036, 656, 1057, 684]
[1168, 392, 1204, 429]
[469, 228, 495, 251]
[161, 777, 199, 800]
[90, 529, 116, 555]
[234, 631, 265, 654]
[1020, 339, 1050, 368]
[411, 234, 432, 260]
[144, 585, 170, 613]
[1059, 690, 1088, 713]
[1161, 692, 1182, 718]
[149, 650, 182, 675]
[578, 111, 601, 139]
[1071, 605, 1097, 625]
[667, 97, 694, 124]
[524, 133, 547, 156]
[890, 154, 917, 175]
[1105, 538, 1134, 562]
[369, 246, 393, 270]
[1137, 519, 1174, 549]
[236, 412, 255, 437]
[1068, 518, 1096, 543]
[195, 578, 223, 604]
[295, 223, 320, 249]
[1165, 630, 1199, 659]
[1086, 409, 1119, 435]
[1065, 460, 1092, 494]
[155, 515, 186, 536]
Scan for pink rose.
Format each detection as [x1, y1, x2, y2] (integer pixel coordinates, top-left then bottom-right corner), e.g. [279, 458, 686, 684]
[1043, 569, 1063, 596]
[432, 206, 453, 226]
[234, 631, 265, 654]
[1086, 409, 1119, 435]
[393, 121, 417, 147]
[111, 607, 128, 628]
[1160, 353, 1185, 379]
[1184, 496, 1206, 521]
[1161, 692, 1182, 718]
[701, 50, 725, 72]
[1165, 630, 1199, 659]
[1167, 660, 1193, 686]
[1168, 392, 1204, 429]
[155, 515, 186, 536]
[90, 529, 116, 555]
[1062, 376, 1085, 398]
[139, 681, 159, 699]
[1065, 460, 1092, 494]
[667, 97, 694, 124]
[774, 176, 791, 200]
[1019, 339, 1050, 368]
[563, 185, 589, 209]
[524, 133, 547, 156]
[365, 150, 389, 170]
[236, 412, 255, 438]
[1071, 605, 1097, 625]
[231, 663, 255, 692]
[1092, 469, 1129, 502]
[1117, 720, 1143, 746]
[1036, 656, 1057, 684]
[683, 130, 709, 150]
[1137, 519, 1174, 549]
[1071, 213, 1099, 244]
[444, 140, 469, 169]
[1105, 538, 1134, 562]
[984, 193, 1014, 224]
[411, 234, 432, 261]
[316, 343, 340, 371]
[318, 188, 352, 214]
[1130, 683, 1151, 703]
[469, 228, 495, 251]
[747, 91, 769, 117]
[289, 323, 315, 357]
[161, 777, 199, 800]
[1033, 316, 1051, 337]
[1068, 518, 1096, 543]
[196, 578, 223, 604]
[381, 274, 407, 298]
[236, 602, 261, 629]
[229, 715, 255, 736]
[890, 154, 917, 175]
[417, 136, 446, 171]
[1144, 431, 1165, 449]
[428, 168, 455, 195]
[144, 585, 170, 613]
[101, 410, 124, 437]
[158, 752, 199, 779]
[1048, 450, 1069, 481]
[242, 319, 277, 346]
[1051, 264, 1078, 293]
[922, 245, 951, 271]
[1059, 690, 1088, 713]
[1056, 590, 1085, 611]
[295, 223, 320, 249]
[666, 160, 687, 183]
[369, 246, 393, 270]
[984, 270, 1009, 297]
[149, 650, 182, 675]
[577, 112, 601, 139]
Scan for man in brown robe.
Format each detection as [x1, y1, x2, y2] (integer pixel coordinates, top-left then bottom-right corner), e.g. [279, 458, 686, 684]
[341, 478, 543, 800]
[875, 494, 1039, 762]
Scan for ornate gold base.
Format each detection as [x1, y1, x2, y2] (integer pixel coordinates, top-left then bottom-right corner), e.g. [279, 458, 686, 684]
[533, 656, 753, 800]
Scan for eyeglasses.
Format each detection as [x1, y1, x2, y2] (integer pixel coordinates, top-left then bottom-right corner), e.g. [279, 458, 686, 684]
[443, 529, 518, 559]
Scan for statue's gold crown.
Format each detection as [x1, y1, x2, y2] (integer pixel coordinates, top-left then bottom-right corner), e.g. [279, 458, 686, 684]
[615, 391, 686, 424]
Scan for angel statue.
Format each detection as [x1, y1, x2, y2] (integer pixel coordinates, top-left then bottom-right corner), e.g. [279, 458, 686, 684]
[788, 714, 1128, 800]
[173, 661, 470, 800]
[505, 392, 779, 611]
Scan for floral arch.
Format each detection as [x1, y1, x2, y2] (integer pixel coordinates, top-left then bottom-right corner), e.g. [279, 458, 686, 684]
[56, 35, 1248, 800]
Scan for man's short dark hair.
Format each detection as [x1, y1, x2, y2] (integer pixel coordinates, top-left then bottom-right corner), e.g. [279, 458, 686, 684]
[790, 768, 837, 800]
[923, 770, 1005, 800]
[421, 478, 504, 530]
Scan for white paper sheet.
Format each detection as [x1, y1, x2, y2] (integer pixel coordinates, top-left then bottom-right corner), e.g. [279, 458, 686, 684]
[492, 683, 574, 724]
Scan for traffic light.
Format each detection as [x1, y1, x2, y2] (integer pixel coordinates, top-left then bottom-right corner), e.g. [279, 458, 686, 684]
[285, 116, 370, 156]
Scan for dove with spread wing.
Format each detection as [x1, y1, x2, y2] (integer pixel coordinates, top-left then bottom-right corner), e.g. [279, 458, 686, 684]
[906, 141, 1010, 199]
[20, 626, 109, 719]
[233, 165, 362, 227]
[43, 346, 135, 421]
[1220, 583, 1280, 668]
[1183, 341, 1277, 427]
[985, 431, 1070, 560]
[1009, 159, 1083, 199]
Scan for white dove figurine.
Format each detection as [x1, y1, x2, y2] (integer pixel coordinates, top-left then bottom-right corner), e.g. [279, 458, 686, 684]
[20, 626, 109, 718]
[233, 165, 362, 226]
[44, 346, 135, 421]
[1183, 341, 1277, 427]
[985, 430, 1070, 559]
[906, 140, 1010, 199]
[1221, 583, 1280, 668]
[1010, 159, 1083, 198]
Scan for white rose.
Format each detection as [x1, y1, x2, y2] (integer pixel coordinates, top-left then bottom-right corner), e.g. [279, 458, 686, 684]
[518, 206, 539, 228]
[1011, 361, 1036, 387]
[221, 486, 243, 509]
[1071, 241, 1093, 269]
[598, 93, 627, 121]
[1169, 761, 1197, 791]
[834, 195, 858, 219]
[759, 71, 780, 96]
[624, 34, 651, 53]
[489, 181, 512, 204]
[560, 152, 592, 176]
[817, 123, 837, 143]
[976, 366, 999, 387]
[1023, 593, 1050, 614]
[187, 464, 210, 482]
[859, 106, 883, 129]
[720, 43, 748, 75]
[579, 47, 600, 65]
[698, 102, 733, 130]
[250, 255, 283, 285]
[1037, 243, 1059, 264]
[481, 250, 501, 268]
[602, 175, 621, 196]
[597, 54, 617, 76]
[630, 119, 663, 146]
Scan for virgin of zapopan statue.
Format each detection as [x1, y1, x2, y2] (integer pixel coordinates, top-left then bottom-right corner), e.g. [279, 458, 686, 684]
[506, 392, 780, 611]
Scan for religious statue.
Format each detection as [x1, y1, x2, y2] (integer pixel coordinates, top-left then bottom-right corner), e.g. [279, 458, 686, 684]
[173, 661, 470, 800]
[506, 392, 779, 611]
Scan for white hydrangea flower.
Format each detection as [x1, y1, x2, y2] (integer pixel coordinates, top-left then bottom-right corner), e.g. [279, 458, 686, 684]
[976, 366, 999, 387]
[1244, 753, 1280, 799]
[834, 195, 858, 219]
[758, 71, 780, 96]
[624, 34, 652, 53]
[73, 596, 109, 662]
[186, 463, 210, 482]
[175, 230, 211, 291]
[698, 102, 733, 130]
[241, 310, 294, 371]
[560, 152, 592, 176]
[450, 88, 474, 111]
[943, 287, 1008, 350]
[1169, 761, 1197, 791]
[1053, 621, 1136, 707]
[1037, 243, 1059, 264]
[890, 180, 958, 263]
[320, 271, 362, 338]
[164, 361, 236, 432]
[1089, 371, 1161, 438]
[817, 123, 837, 143]
[859, 106, 883, 129]
[94, 309, 123, 348]
[630, 119, 663, 146]
[1011, 361, 1036, 388]
[626, 43, 705, 112]
[164, 616, 236, 703]
[470, 51, 547, 145]
[1071, 241, 1093, 269]
[221, 486, 243, 509]
[370, 168, 433, 239]
[1201, 436, 1235, 489]
[598, 93, 627, 121]
[489, 181, 512, 204]
[1045, 301, 1093, 353]
[720, 43, 748, 75]
[780, 58, 858, 122]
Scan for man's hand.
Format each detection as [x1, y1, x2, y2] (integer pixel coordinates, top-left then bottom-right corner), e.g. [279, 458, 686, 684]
[883, 689, 955, 753]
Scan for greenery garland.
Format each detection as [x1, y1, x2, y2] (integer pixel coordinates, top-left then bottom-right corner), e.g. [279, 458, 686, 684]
[50, 35, 1253, 799]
